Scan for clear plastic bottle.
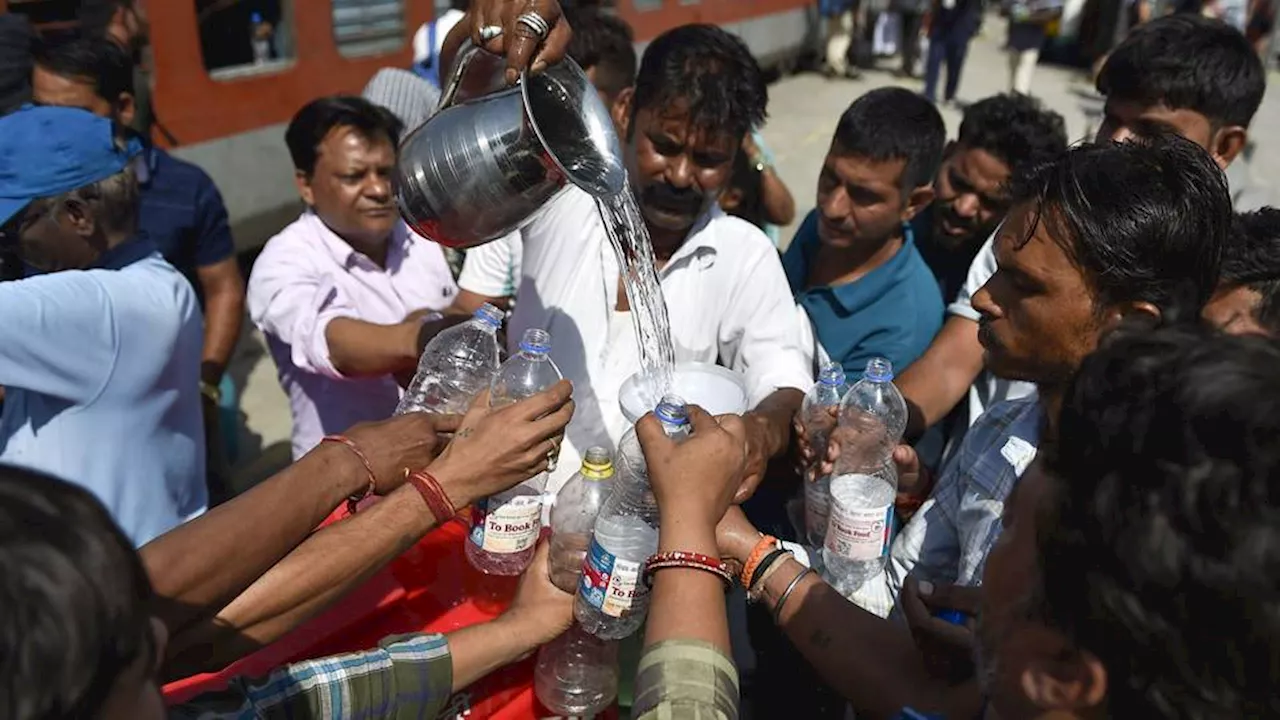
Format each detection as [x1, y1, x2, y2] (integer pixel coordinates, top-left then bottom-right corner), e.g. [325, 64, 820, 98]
[822, 358, 908, 594]
[465, 329, 564, 575]
[534, 623, 619, 717]
[549, 447, 617, 593]
[575, 395, 690, 640]
[802, 361, 849, 547]
[250, 12, 272, 65]
[396, 304, 503, 416]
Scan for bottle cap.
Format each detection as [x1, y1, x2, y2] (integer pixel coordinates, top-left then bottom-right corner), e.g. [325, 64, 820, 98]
[519, 328, 552, 354]
[818, 361, 846, 387]
[864, 357, 894, 383]
[581, 446, 614, 479]
[655, 394, 689, 426]
[474, 303, 504, 328]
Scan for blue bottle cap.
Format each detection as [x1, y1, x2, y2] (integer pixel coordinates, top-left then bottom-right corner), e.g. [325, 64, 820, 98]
[934, 608, 969, 626]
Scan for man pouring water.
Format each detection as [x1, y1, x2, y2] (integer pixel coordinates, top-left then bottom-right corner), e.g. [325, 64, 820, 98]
[453, 20, 811, 498]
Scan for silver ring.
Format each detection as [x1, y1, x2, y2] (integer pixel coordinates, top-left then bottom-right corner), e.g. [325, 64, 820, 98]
[516, 12, 552, 40]
[478, 24, 503, 42]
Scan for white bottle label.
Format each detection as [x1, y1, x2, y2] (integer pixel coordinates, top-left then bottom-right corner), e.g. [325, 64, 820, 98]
[578, 537, 648, 617]
[824, 503, 894, 562]
[470, 494, 543, 554]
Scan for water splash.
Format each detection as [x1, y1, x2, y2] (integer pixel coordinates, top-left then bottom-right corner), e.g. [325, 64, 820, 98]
[595, 190, 675, 406]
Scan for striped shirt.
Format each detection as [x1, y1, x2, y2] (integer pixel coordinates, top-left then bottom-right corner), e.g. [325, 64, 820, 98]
[362, 68, 441, 135]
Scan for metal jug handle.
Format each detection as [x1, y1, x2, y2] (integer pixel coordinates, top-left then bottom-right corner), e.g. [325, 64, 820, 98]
[438, 38, 481, 111]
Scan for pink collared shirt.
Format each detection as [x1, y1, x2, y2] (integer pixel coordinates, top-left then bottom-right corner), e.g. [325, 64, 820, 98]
[248, 211, 458, 459]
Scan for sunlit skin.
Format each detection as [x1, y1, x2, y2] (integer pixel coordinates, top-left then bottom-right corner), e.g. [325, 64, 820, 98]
[1097, 98, 1246, 169]
[1203, 285, 1271, 336]
[294, 127, 399, 266]
[32, 65, 129, 122]
[930, 144, 1012, 250]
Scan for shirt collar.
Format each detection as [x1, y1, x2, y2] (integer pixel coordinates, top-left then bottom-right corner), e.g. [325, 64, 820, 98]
[799, 221, 919, 314]
[659, 204, 723, 272]
[307, 210, 411, 272]
[98, 234, 158, 270]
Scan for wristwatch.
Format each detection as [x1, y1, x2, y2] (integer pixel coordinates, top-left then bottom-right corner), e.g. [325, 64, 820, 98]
[199, 380, 222, 404]
[750, 153, 769, 174]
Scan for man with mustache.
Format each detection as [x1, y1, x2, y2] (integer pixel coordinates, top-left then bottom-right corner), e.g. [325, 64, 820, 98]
[247, 96, 464, 459]
[456, 24, 811, 499]
[782, 87, 947, 380]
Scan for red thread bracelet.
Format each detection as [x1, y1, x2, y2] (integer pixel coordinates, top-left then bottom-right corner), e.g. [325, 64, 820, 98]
[321, 434, 378, 515]
[643, 551, 734, 589]
[405, 470, 456, 521]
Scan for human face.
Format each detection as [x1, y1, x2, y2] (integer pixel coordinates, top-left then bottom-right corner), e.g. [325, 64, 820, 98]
[3, 196, 102, 272]
[295, 126, 399, 249]
[619, 100, 737, 239]
[32, 65, 127, 124]
[972, 202, 1103, 386]
[931, 143, 1012, 250]
[1096, 97, 1244, 170]
[1204, 285, 1271, 336]
[815, 146, 911, 251]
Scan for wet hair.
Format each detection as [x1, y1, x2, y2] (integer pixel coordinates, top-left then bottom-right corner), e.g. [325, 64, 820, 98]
[1097, 14, 1264, 130]
[831, 87, 945, 192]
[34, 36, 135, 103]
[0, 465, 156, 720]
[956, 93, 1067, 178]
[1220, 208, 1280, 333]
[1008, 136, 1229, 322]
[631, 24, 767, 142]
[1041, 323, 1280, 718]
[565, 6, 636, 101]
[77, 0, 133, 41]
[285, 95, 403, 177]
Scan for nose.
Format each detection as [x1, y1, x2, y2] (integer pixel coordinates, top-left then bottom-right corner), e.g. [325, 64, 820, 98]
[972, 276, 1001, 319]
[365, 175, 392, 202]
[664, 155, 695, 190]
[953, 192, 981, 219]
[819, 186, 851, 222]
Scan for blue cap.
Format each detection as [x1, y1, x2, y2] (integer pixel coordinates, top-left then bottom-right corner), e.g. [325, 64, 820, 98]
[0, 105, 143, 226]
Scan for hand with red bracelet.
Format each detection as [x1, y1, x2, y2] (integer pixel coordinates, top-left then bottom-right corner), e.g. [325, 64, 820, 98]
[426, 380, 575, 510]
[339, 413, 464, 496]
[640, 406, 749, 531]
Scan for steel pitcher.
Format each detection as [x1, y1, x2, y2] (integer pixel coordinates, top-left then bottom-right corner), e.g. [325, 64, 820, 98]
[395, 41, 626, 249]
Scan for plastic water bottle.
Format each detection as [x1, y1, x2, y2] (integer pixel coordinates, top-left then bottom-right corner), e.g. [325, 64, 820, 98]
[575, 395, 690, 640]
[534, 623, 619, 716]
[802, 361, 848, 547]
[396, 304, 503, 416]
[549, 447, 616, 593]
[822, 358, 908, 594]
[250, 12, 272, 65]
[465, 328, 563, 575]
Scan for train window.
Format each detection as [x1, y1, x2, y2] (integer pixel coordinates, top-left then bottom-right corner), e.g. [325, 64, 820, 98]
[632, 0, 664, 10]
[333, 0, 406, 57]
[197, 0, 296, 80]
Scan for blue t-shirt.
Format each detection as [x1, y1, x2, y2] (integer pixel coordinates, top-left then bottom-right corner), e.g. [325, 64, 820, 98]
[783, 209, 944, 379]
[0, 239, 207, 545]
[136, 146, 236, 301]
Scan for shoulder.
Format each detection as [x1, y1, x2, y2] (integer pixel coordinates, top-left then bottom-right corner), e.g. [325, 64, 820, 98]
[154, 148, 220, 194]
[250, 215, 326, 284]
[972, 394, 1043, 437]
[706, 212, 777, 253]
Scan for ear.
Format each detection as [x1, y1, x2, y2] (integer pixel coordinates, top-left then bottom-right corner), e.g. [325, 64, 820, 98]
[116, 92, 137, 129]
[295, 169, 315, 207]
[902, 185, 936, 224]
[612, 87, 634, 141]
[1210, 125, 1248, 169]
[1019, 648, 1108, 714]
[1101, 300, 1161, 333]
[61, 198, 98, 239]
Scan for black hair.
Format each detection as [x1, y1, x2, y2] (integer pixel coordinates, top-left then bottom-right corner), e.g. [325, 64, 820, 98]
[0, 465, 156, 720]
[1008, 136, 1228, 323]
[1097, 14, 1264, 129]
[1042, 324, 1280, 718]
[285, 95, 404, 176]
[1221, 208, 1280, 333]
[957, 93, 1067, 177]
[77, 0, 132, 40]
[725, 149, 767, 230]
[631, 24, 767, 142]
[831, 87, 945, 191]
[565, 6, 636, 101]
[34, 36, 135, 102]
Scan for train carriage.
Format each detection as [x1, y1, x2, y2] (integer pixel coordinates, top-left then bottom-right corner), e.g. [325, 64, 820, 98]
[3, 0, 818, 249]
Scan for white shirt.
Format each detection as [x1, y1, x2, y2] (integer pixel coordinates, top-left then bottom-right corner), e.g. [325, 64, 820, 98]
[459, 186, 812, 493]
[413, 9, 466, 65]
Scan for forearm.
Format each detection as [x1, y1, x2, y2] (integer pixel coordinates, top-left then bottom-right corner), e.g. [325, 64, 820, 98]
[898, 317, 983, 440]
[200, 286, 245, 385]
[325, 316, 421, 377]
[759, 169, 797, 227]
[750, 388, 805, 458]
[764, 558, 947, 719]
[141, 443, 364, 640]
[162, 483, 441, 678]
[645, 516, 731, 653]
[446, 615, 543, 691]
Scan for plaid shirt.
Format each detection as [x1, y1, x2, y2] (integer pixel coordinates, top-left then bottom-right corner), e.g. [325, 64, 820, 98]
[170, 633, 453, 720]
[845, 395, 1043, 618]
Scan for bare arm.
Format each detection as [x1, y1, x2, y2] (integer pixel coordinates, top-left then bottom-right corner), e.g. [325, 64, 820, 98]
[739, 387, 805, 500]
[195, 257, 246, 386]
[324, 315, 465, 378]
[897, 315, 984, 441]
[451, 288, 510, 314]
[759, 166, 798, 228]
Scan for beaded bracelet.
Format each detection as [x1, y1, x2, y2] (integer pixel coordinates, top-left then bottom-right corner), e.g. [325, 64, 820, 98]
[405, 470, 456, 521]
[739, 534, 779, 587]
[642, 551, 735, 589]
[321, 434, 377, 515]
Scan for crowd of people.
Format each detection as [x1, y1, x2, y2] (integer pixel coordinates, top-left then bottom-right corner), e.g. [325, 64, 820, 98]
[2, 0, 1280, 718]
